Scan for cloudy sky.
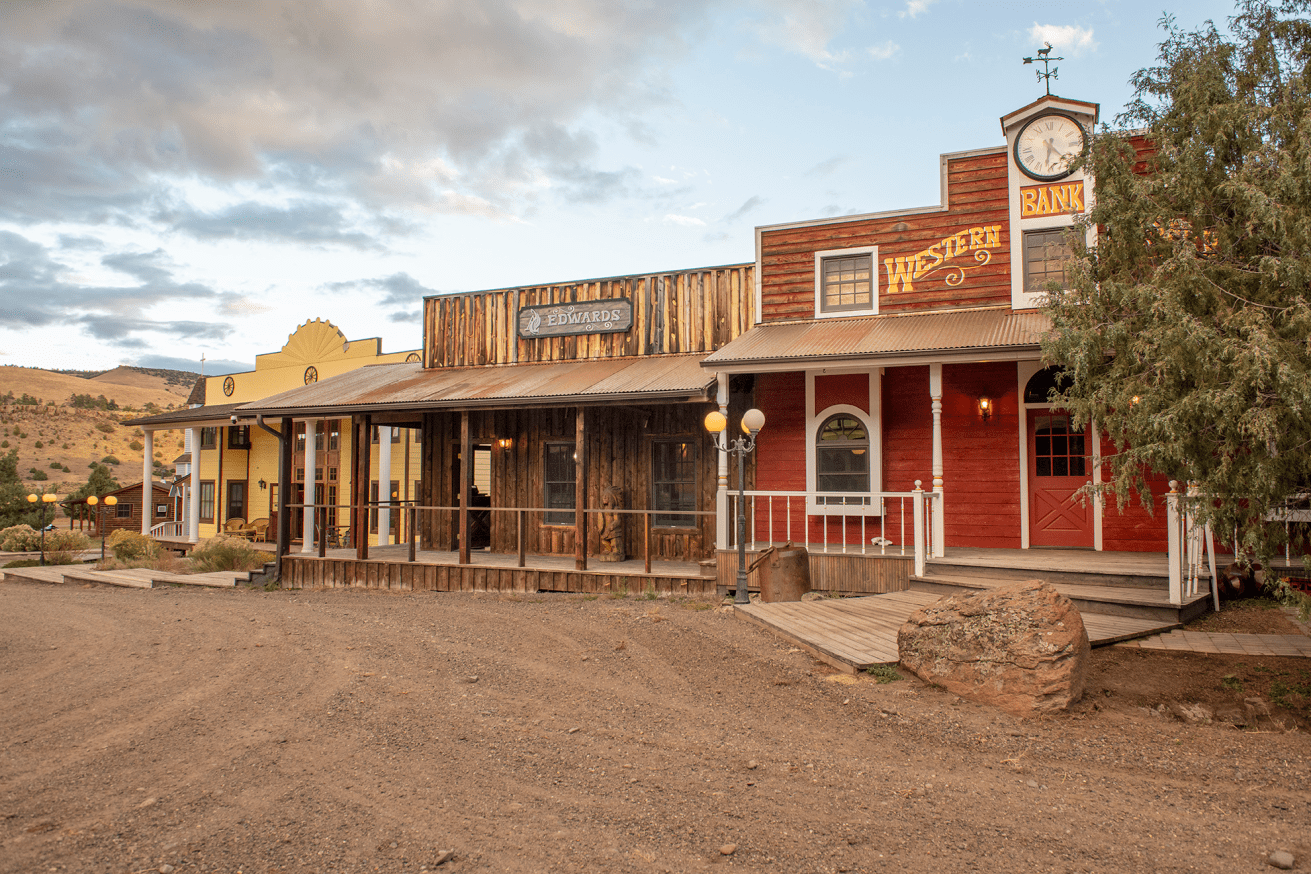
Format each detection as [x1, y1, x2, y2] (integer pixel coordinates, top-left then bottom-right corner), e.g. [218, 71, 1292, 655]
[0, 0, 1239, 374]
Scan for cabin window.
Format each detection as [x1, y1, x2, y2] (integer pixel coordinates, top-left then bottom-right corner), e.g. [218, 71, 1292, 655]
[156, 503, 168, 518]
[652, 440, 697, 527]
[543, 443, 576, 525]
[199, 428, 217, 450]
[815, 413, 870, 505]
[814, 246, 877, 317]
[199, 481, 215, 523]
[115, 502, 133, 519]
[227, 425, 251, 450]
[1023, 228, 1074, 293]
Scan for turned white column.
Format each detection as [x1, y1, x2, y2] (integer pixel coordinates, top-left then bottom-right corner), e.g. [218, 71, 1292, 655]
[141, 430, 154, 535]
[714, 373, 730, 551]
[928, 363, 945, 557]
[301, 419, 317, 553]
[187, 427, 201, 542]
[377, 425, 392, 544]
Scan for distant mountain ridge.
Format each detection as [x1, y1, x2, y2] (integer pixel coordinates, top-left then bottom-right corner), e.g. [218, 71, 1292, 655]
[46, 365, 200, 391]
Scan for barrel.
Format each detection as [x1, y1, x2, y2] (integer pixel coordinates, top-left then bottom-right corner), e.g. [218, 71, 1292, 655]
[758, 545, 811, 602]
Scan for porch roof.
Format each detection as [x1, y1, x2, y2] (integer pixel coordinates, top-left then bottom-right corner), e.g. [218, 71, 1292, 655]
[701, 307, 1050, 370]
[236, 352, 716, 417]
[121, 401, 246, 428]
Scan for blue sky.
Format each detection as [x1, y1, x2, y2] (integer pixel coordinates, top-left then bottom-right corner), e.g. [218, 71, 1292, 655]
[0, 0, 1240, 375]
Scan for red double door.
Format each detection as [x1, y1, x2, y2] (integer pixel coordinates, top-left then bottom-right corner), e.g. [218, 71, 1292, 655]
[1027, 410, 1094, 548]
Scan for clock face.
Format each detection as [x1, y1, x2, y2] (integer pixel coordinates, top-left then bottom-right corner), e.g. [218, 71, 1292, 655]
[1014, 113, 1086, 181]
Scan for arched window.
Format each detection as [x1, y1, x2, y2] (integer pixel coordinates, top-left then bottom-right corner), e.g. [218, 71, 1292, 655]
[815, 413, 869, 504]
[1024, 366, 1072, 404]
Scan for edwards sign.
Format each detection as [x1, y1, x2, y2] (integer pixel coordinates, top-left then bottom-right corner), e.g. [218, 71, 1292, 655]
[517, 298, 634, 339]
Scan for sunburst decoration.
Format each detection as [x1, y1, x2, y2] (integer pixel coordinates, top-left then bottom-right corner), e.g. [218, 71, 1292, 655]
[280, 318, 349, 365]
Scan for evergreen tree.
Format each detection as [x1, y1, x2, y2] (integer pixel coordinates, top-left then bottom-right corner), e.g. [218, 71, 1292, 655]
[0, 449, 43, 528]
[1043, 0, 1311, 558]
[63, 463, 121, 516]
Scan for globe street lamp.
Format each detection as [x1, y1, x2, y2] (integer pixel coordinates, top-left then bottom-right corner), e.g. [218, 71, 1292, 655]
[86, 494, 118, 561]
[25, 492, 58, 566]
[704, 408, 765, 605]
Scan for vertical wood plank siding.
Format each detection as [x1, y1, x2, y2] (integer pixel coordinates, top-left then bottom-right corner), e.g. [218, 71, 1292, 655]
[758, 151, 1011, 321]
[422, 265, 754, 367]
[715, 550, 912, 596]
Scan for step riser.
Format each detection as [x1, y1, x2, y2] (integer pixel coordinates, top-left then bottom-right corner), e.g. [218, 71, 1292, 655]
[924, 562, 1175, 590]
[910, 579, 1207, 625]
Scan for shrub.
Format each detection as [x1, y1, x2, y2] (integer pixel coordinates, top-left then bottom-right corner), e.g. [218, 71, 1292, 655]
[0, 524, 41, 552]
[3, 558, 40, 568]
[128, 440, 143, 451]
[0, 441, 7, 448]
[104, 530, 157, 561]
[189, 535, 268, 573]
[34, 440, 43, 449]
[29, 469, 48, 481]
[61, 443, 69, 450]
[48, 461, 61, 469]
[95, 421, 116, 434]
[101, 455, 120, 465]
[45, 530, 89, 552]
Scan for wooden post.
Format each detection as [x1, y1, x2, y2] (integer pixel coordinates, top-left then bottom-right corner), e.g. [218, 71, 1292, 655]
[358, 415, 371, 560]
[318, 504, 327, 558]
[644, 511, 652, 574]
[277, 417, 293, 569]
[408, 505, 416, 562]
[459, 410, 470, 565]
[575, 407, 587, 571]
[517, 509, 526, 568]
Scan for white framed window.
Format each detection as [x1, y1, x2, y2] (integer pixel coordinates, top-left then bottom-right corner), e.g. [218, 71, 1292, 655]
[1023, 228, 1073, 293]
[814, 245, 878, 318]
[804, 369, 883, 515]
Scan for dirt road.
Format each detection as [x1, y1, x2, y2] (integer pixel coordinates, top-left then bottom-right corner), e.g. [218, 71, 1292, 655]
[1, 581, 1307, 873]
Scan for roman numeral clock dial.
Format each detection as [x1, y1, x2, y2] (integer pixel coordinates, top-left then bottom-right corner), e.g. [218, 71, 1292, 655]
[1014, 113, 1086, 181]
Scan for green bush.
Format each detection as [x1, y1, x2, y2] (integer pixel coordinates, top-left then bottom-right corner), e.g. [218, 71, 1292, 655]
[0, 524, 41, 552]
[101, 455, 120, 466]
[29, 469, 48, 481]
[128, 440, 143, 451]
[95, 421, 115, 434]
[48, 461, 61, 469]
[104, 529, 157, 561]
[34, 440, 43, 449]
[189, 535, 268, 573]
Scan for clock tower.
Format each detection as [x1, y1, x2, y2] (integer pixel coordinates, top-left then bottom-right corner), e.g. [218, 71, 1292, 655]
[1000, 96, 1099, 310]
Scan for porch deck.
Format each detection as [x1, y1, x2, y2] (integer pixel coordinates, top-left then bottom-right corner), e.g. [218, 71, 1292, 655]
[735, 590, 1183, 675]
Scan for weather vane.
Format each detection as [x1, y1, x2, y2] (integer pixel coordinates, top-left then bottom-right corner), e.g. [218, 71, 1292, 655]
[1022, 43, 1062, 96]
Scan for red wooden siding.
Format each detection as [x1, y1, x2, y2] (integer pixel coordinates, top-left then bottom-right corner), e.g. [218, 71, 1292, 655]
[759, 150, 1012, 321]
[754, 372, 806, 494]
[815, 373, 869, 416]
[1099, 435, 1171, 552]
[940, 362, 1021, 548]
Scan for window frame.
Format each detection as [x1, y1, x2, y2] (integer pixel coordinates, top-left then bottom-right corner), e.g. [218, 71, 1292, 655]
[542, 442, 576, 526]
[813, 245, 879, 319]
[115, 502, 133, 519]
[814, 413, 872, 506]
[199, 481, 215, 524]
[199, 428, 217, 450]
[804, 372, 883, 516]
[227, 425, 251, 450]
[1023, 228, 1074, 294]
[650, 438, 699, 529]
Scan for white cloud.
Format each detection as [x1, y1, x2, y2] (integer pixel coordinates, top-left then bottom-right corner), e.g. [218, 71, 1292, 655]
[747, 0, 860, 70]
[867, 40, 899, 60]
[1027, 23, 1098, 56]
[663, 214, 706, 227]
[900, 0, 935, 19]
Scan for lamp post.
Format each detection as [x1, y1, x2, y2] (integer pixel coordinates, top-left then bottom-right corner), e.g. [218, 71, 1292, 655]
[86, 495, 118, 561]
[704, 407, 765, 605]
[25, 492, 58, 566]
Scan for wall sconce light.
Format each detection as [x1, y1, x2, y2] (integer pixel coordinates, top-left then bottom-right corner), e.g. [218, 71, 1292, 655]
[978, 396, 992, 423]
[1130, 395, 1141, 407]
[258, 479, 267, 490]
[497, 438, 512, 449]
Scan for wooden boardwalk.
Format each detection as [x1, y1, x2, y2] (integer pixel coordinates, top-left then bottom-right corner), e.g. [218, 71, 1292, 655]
[736, 590, 1182, 675]
[3, 566, 245, 589]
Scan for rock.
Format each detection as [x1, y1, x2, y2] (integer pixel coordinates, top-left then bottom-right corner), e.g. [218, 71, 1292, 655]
[1269, 850, 1295, 869]
[1170, 703, 1213, 725]
[800, 591, 826, 602]
[719, 844, 737, 856]
[434, 849, 455, 866]
[746, 760, 759, 770]
[1245, 697, 1272, 725]
[897, 580, 1090, 717]
[159, 866, 175, 874]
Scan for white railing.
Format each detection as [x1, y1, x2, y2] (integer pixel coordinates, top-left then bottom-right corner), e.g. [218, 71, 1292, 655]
[726, 482, 943, 578]
[150, 521, 187, 539]
[1166, 481, 1217, 608]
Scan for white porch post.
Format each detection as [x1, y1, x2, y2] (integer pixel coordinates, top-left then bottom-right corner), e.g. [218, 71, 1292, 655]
[378, 426, 392, 544]
[187, 427, 201, 543]
[141, 430, 154, 535]
[1166, 480, 1182, 606]
[714, 374, 730, 552]
[302, 419, 317, 553]
[928, 363, 945, 557]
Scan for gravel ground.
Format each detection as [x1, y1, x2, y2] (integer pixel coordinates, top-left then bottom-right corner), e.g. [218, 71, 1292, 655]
[1, 580, 1308, 874]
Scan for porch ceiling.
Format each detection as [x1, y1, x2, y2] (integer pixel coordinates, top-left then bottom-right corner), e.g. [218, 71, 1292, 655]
[235, 352, 716, 417]
[701, 307, 1051, 371]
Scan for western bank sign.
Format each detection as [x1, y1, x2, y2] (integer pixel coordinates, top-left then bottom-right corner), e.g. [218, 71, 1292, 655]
[883, 224, 1002, 294]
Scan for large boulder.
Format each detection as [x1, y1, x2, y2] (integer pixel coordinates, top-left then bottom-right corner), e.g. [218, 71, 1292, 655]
[897, 580, 1090, 716]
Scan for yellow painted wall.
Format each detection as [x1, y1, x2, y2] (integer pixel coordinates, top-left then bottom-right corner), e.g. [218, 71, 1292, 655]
[186, 319, 422, 544]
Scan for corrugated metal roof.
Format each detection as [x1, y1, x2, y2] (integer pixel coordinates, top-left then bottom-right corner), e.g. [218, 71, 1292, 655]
[122, 401, 246, 427]
[701, 308, 1050, 368]
[237, 353, 715, 416]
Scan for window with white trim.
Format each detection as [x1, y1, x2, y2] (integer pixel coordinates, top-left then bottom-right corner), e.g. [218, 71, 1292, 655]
[815, 414, 870, 505]
[814, 246, 878, 317]
[1023, 228, 1073, 293]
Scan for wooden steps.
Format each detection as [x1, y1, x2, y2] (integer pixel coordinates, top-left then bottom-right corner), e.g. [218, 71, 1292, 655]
[911, 574, 1211, 624]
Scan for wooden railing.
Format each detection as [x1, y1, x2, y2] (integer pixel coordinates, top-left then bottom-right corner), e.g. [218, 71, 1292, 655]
[150, 521, 187, 539]
[725, 483, 943, 578]
[1166, 481, 1217, 608]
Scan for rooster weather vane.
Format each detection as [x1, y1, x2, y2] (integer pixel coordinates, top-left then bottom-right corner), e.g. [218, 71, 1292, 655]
[1022, 42, 1063, 96]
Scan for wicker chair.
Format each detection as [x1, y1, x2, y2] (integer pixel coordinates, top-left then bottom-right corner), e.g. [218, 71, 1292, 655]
[222, 517, 247, 537]
[246, 517, 270, 542]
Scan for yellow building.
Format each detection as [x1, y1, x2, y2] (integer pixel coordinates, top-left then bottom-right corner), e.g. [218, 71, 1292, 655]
[126, 320, 422, 547]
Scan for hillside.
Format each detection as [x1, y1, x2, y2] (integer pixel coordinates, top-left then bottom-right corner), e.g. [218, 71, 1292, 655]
[0, 366, 196, 497]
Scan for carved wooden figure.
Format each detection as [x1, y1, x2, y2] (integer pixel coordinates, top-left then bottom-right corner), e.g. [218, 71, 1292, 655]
[598, 485, 625, 562]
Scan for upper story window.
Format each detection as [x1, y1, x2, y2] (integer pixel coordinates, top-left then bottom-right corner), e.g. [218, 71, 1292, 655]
[199, 427, 217, 450]
[227, 425, 251, 450]
[814, 246, 878, 318]
[1023, 228, 1074, 293]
